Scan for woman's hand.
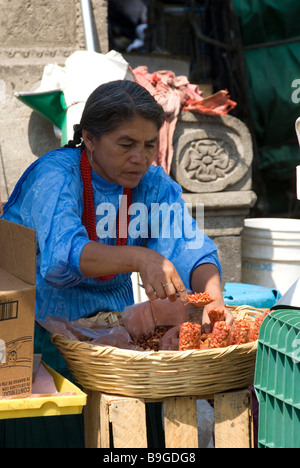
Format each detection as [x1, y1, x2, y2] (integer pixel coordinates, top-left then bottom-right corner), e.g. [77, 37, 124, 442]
[80, 243, 188, 303]
[202, 302, 234, 334]
[137, 248, 188, 304]
[190, 263, 234, 333]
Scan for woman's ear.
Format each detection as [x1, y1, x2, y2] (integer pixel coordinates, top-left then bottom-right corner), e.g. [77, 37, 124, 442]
[82, 129, 95, 153]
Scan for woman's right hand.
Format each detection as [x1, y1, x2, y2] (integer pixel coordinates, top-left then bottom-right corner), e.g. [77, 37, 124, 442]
[137, 248, 188, 304]
[80, 243, 188, 303]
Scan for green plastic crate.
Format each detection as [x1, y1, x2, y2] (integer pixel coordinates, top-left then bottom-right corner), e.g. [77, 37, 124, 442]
[254, 309, 300, 448]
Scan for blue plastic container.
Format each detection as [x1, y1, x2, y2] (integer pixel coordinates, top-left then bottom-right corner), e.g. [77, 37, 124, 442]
[223, 283, 281, 309]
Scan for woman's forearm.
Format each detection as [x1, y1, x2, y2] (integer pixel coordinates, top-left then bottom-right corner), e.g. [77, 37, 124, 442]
[79, 241, 145, 277]
[191, 263, 224, 305]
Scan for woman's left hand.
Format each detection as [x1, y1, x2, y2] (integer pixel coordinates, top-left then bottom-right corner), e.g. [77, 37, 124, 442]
[202, 301, 234, 334]
[190, 263, 234, 333]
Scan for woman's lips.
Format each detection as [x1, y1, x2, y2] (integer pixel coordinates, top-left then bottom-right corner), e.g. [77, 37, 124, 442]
[124, 170, 143, 177]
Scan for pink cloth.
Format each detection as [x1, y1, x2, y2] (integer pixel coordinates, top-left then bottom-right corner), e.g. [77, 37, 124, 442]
[132, 66, 237, 174]
[32, 363, 58, 395]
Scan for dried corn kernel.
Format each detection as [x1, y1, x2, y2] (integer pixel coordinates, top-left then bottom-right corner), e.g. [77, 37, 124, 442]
[249, 316, 264, 342]
[187, 292, 215, 307]
[208, 308, 225, 327]
[179, 322, 202, 351]
[210, 321, 231, 349]
[231, 320, 250, 345]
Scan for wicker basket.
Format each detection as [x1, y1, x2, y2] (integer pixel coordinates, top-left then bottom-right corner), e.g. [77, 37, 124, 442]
[51, 305, 265, 399]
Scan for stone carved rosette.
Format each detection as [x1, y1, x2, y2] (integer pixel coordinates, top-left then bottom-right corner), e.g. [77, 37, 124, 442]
[171, 112, 254, 193]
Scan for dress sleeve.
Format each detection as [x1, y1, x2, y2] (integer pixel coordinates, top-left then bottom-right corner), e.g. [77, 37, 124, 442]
[146, 174, 222, 290]
[20, 168, 90, 289]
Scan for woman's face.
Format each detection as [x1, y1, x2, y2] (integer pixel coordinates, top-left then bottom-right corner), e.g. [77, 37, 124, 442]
[82, 116, 159, 188]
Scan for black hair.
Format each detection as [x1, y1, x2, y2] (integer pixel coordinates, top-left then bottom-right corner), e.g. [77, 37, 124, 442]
[64, 80, 165, 148]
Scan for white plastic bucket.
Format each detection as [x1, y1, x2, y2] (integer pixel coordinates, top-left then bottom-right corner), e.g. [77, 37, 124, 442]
[242, 218, 300, 294]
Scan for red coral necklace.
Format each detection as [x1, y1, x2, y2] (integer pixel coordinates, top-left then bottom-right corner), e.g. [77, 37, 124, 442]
[80, 148, 132, 281]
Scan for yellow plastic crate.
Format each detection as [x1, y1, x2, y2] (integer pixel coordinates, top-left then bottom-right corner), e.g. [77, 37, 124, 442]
[0, 363, 86, 420]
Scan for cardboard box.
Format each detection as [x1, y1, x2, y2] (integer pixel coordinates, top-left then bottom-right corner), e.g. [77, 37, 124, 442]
[0, 219, 36, 397]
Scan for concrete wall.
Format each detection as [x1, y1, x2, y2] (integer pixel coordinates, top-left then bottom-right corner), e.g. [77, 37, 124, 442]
[0, 0, 108, 202]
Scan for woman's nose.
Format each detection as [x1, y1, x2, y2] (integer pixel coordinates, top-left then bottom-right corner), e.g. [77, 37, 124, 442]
[129, 147, 146, 163]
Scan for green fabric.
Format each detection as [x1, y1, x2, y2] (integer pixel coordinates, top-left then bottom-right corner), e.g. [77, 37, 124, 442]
[16, 90, 68, 146]
[17, 90, 67, 130]
[259, 145, 300, 176]
[233, 0, 300, 46]
[232, 0, 300, 181]
[244, 43, 300, 149]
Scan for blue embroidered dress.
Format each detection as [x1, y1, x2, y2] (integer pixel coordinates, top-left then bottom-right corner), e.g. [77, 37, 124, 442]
[2, 146, 221, 321]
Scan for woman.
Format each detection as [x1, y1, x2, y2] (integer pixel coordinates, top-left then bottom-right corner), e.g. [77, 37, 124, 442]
[1, 80, 232, 448]
[3, 80, 231, 327]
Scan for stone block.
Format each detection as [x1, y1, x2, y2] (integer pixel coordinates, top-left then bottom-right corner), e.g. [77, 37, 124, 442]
[172, 112, 254, 193]
[212, 236, 242, 285]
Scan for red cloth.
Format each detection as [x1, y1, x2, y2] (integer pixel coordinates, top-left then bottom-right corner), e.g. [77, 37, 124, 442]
[132, 66, 237, 174]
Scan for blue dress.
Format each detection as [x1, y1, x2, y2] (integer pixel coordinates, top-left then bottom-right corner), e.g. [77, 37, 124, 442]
[2, 146, 221, 322]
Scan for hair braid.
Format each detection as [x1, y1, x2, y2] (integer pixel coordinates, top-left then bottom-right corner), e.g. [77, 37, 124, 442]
[64, 124, 83, 148]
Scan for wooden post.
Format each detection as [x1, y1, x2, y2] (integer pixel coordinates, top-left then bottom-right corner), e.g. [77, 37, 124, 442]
[84, 390, 102, 448]
[164, 396, 198, 448]
[84, 391, 147, 448]
[106, 395, 148, 448]
[214, 389, 254, 448]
